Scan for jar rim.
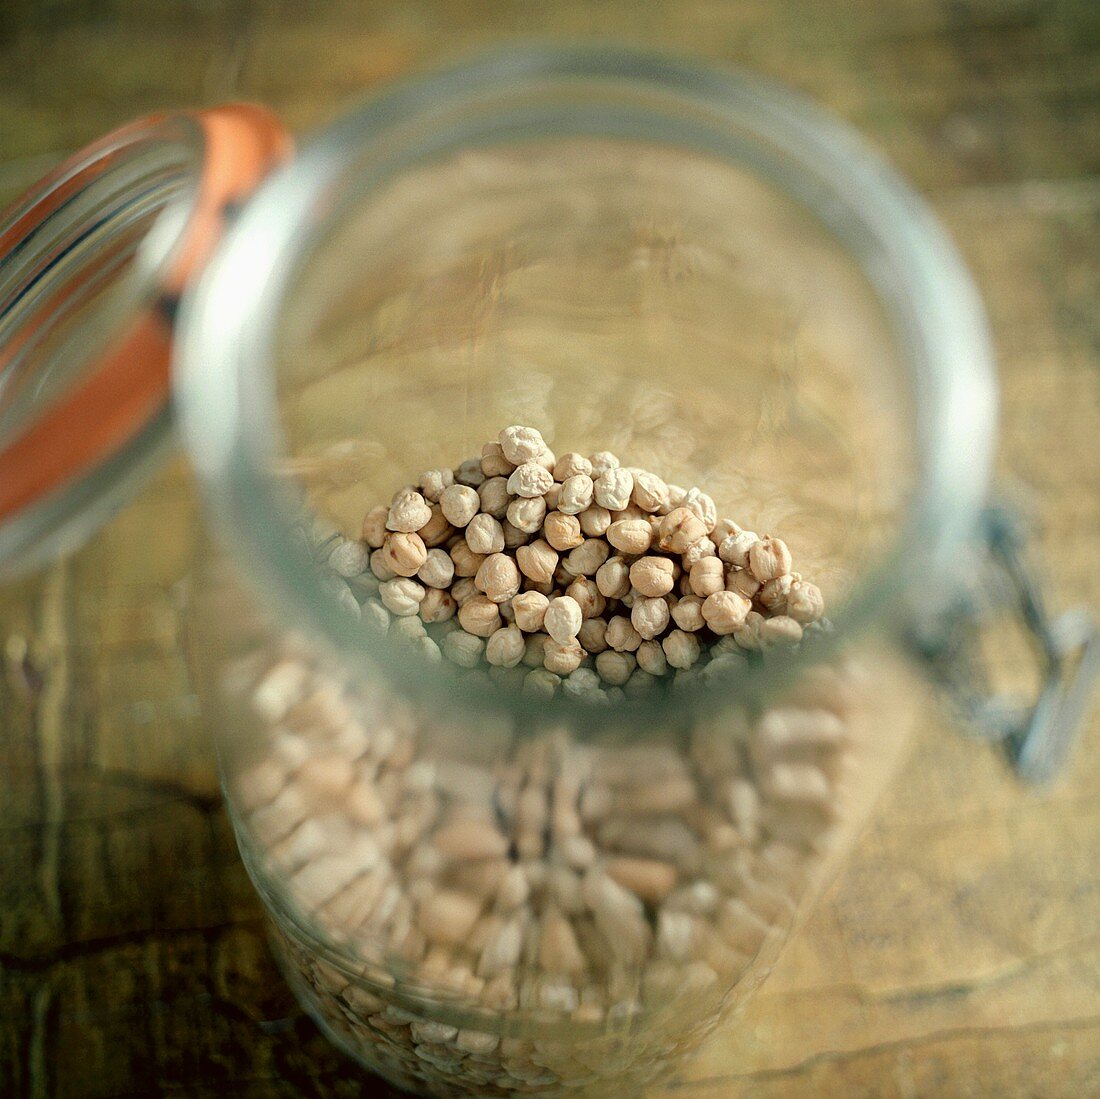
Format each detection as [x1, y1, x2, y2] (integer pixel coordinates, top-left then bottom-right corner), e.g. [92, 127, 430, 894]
[176, 44, 998, 720]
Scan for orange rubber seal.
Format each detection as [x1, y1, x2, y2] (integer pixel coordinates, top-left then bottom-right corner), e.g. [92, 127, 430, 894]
[0, 104, 291, 524]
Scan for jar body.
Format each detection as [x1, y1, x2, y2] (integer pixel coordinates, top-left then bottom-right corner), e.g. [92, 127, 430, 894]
[208, 576, 918, 1097]
[179, 54, 965, 1095]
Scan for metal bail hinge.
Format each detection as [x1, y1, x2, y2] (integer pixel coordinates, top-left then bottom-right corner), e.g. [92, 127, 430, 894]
[907, 504, 1099, 784]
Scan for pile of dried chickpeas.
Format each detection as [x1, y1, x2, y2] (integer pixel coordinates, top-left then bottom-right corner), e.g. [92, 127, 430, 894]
[320, 425, 826, 697]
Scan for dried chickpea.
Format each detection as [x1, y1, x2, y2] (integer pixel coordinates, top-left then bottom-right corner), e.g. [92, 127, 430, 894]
[658, 507, 707, 554]
[392, 615, 426, 643]
[451, 577, 478, 605]
[524, 668, 560, 697]
[418, 548, 455, 589]
[440, 484, 479, 527]
[522, 632, 548, 668]
[624, 668, 658, 695]
[478, 477, 511, 518]
[502, 520, 529, 549]
[361, 505, 389, 548]
[516, 539, 558, 584]
[595, 650, 636, 686]
[466, 513, 506, 555]
[558, 474, 595, 515]
[606, 519, 653, 555]
[475, 553, 522, 603]
[328, 538, 369, 578]
[563, 538, 610, 577]
[561, 667, 600, 701]
[689, 557, 725, 598]
[543, 512, 584, 552]
[499, 425, 546, 465]
[458, 595, 502, 638]
[681, 488, 718, 531]
[544, 483, 562, 511]
[553, 452, 592, 481]
[565, 577, 605, 620]
[370, 548, 396, 581]
[544, 596, 583, 643]
[701, 590, 751, 634]
[507, 462, 554, 499]
[506, 496, 546, 535]
[481, 441, 514, 477]
[631, 470, 669, 513]
[595, 556, 631, 600]
[419, 467, 454, 503]
[455, 457, 485, 488]
[631, 596, 670, 640]
[577, 617, 608, 654]
[594, 468, 633, 512]
[512, 591, 549, 633]
[418, 505, 453, 548]
[748, 536, 792, 582]
[605, 615, 642, 653]
[379, 578, 426, 617]
[670, 595, 705, 632]
[486, 626, 526, 668]
[786, 579, 824, 624]
[733, 610, 766, 651]
[758, 573, 794, 614]
[636, 639, 668, 676]
[387, 487, 433, 533]
[382, 531, 427, 577]
[717, 530, 758, 568]
[663, 630, 701, 669]
[543, 637, 584, 675]
[759, 615, 803, 647]
[450, 540, 486, 578]
[578, 505, 612, 537]
[419, 587, 457, 623]
[630, 556, 675, 598]
[443, 630, 484, 668]
[727, 568, 762, 600]
[589, 450, 620, 476]
[711, 517, 742, 543]
[682, 537, 716, 570]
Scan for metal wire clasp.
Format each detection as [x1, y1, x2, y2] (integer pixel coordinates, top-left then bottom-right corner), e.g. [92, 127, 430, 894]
[908, 505, 1098, 784]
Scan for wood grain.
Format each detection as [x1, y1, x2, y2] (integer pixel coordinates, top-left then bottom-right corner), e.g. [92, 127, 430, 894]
[1, 2, 1098, 1095]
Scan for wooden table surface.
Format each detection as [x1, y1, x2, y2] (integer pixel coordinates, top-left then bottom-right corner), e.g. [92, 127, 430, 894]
[1, 2, 1098, 1095]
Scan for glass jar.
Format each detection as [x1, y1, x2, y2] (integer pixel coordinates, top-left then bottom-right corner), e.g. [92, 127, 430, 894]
[3, 45, 1094, 1099]
[170, 48, 1096, 1097]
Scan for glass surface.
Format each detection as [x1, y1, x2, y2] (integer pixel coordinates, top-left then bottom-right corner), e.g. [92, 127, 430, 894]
[0, 117, 201, 575]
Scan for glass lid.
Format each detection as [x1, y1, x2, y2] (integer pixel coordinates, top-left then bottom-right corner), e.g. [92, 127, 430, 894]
[0, 104, 290, 576]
